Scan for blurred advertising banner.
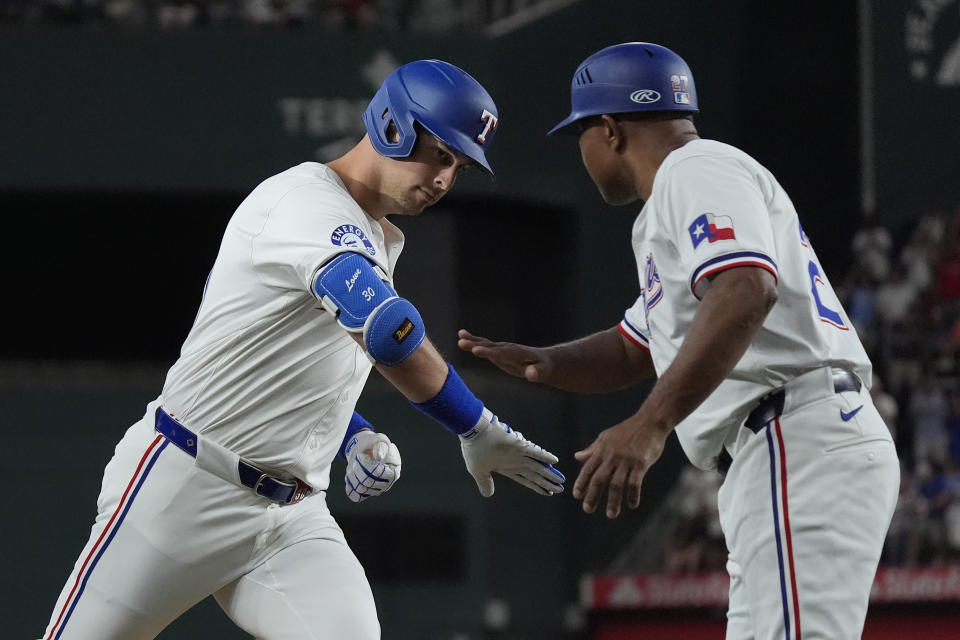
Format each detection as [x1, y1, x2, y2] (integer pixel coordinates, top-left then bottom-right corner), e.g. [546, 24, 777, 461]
[582, 566, 960, 610]
[583, 567, 960, 640]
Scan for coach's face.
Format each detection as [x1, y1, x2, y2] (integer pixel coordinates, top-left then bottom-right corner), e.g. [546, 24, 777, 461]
[385, 133, 474, 215]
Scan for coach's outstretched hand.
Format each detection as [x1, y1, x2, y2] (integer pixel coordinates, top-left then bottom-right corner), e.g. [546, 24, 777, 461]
[573, 415, 669, 519]
[344, 430, 402, 503]
[459, 408, 565, 497]
[457, 329, 552, 383]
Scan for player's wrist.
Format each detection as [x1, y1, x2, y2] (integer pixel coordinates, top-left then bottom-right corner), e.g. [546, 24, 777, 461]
[457, 407, 498, 441]
[339, 411, 375, 460]
[410, 364, 484, 435]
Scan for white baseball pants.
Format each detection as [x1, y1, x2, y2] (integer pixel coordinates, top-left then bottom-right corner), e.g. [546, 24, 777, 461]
[718, 368, 899, 640]
[39, 402, 379, 640]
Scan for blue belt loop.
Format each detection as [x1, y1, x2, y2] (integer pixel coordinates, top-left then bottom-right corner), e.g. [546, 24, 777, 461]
[154, 409, 198, 457]
[744, 390, 787, 434]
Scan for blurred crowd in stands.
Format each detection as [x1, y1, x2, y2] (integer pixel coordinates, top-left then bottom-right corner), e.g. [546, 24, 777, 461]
[616, 204, 960, 575]
[0, 0, 544, 30]
[845, 207, 960, 568]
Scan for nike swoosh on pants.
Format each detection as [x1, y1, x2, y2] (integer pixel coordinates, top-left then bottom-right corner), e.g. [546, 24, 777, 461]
[840, 405, 863, 421]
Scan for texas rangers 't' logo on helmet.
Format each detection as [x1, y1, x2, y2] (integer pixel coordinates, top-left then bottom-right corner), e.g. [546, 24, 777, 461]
[477, 109, 498, 145]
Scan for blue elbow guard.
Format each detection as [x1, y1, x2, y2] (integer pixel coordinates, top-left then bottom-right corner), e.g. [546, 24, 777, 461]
[314, 252, 397, 331]
[364, 297, 425, 366]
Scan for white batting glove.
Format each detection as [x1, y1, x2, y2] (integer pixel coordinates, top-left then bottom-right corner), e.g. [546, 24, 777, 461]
[344, 430, 402, 503]
[459, 408, 565, 497]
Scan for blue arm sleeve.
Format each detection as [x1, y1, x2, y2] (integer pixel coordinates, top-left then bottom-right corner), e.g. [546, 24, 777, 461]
[338, 411, 374, 460]
[410, 364, 484, 435]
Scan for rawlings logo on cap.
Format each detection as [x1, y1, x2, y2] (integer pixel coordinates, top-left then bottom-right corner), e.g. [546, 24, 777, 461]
[630, 89, 661, 104]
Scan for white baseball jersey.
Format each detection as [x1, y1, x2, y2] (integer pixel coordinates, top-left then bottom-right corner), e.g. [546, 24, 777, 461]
[618, 139, 872, 470]
[162, 161, 405, 491]
[616, 139, 898, 637]
[41, 162, 395, 640]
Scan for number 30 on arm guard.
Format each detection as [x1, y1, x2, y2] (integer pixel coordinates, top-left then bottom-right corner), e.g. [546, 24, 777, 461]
[313, 252, 426, 366]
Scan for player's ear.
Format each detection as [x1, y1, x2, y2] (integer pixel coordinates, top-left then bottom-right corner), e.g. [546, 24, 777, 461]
[385, 118, 400, 143]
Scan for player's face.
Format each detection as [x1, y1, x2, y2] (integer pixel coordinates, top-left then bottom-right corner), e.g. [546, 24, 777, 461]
[385, 134, 475, 215]
[577, 117, 638, 206]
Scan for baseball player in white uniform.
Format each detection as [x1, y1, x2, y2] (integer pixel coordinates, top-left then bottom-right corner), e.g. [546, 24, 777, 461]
[459, 43, 899, 639]
[39, 60, 564, 640]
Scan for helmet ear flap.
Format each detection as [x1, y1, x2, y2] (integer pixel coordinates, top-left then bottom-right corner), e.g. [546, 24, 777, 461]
[363, 79, 417, 158]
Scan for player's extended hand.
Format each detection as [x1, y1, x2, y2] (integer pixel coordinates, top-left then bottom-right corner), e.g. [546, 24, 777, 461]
[457, 329, 552, 383]
[459, 408, 565, 497]
[344, 430, 402, 503]
[573, 417, 669, 518]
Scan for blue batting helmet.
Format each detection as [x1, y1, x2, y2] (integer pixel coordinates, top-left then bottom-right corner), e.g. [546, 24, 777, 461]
[363, 60, 500, 175]
[548, 42, 698, 136]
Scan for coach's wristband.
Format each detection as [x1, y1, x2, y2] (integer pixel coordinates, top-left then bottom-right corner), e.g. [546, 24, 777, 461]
[338, 411, 374, 460]
[411, 364, 484, 436]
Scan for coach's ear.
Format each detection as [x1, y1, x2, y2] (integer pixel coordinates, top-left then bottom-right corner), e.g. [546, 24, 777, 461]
[599, 114, 624, 151]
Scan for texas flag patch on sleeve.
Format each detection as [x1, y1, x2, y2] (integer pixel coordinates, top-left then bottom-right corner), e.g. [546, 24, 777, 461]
[688, 213, 736, 248]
